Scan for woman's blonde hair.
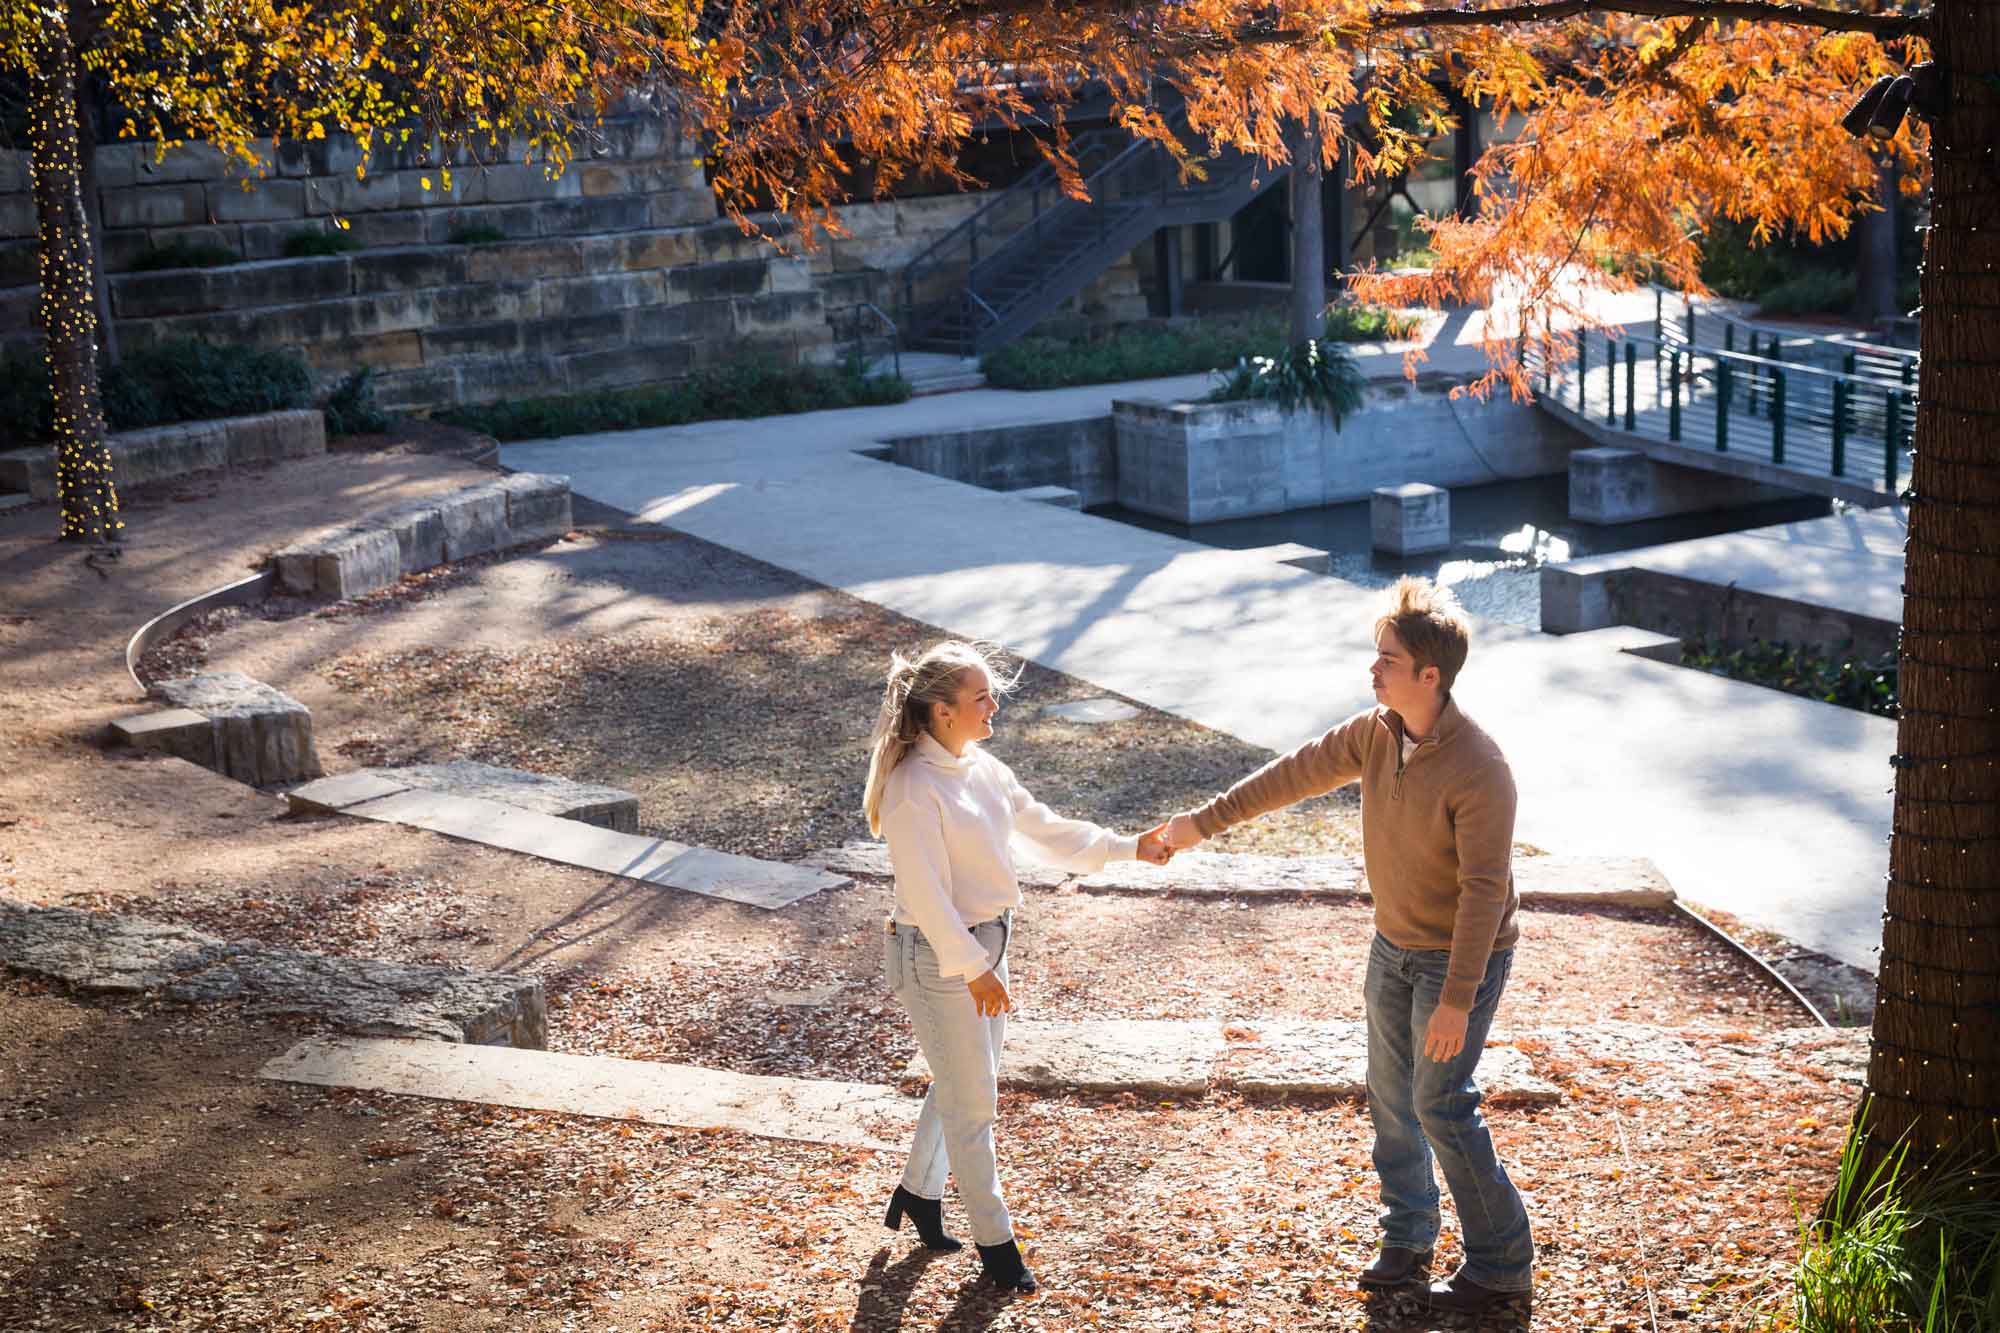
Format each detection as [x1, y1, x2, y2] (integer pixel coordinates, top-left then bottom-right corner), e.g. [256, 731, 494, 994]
[863, 640, 1019, 835]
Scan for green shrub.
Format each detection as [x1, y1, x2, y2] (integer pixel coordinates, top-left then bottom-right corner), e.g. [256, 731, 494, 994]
[282, 229, 363, 258]
[1681, 635, 1896, 717]
[981, 308, 1415, 391]
[1699, 219, 1806, 301]
[5, 340, 315, 440]
[436, 360, 911, 441]
[1204, 339, 1367, 427]
[1757, 269, 1858, 317]
[130, 241, 239, 271]
[0, 350, 53, 441]
[447, 223, 510, 246]
[321, 367, 391, 437]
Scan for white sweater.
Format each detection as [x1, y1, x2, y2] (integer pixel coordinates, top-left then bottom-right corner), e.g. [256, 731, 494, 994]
[880, 732, 1139, 979]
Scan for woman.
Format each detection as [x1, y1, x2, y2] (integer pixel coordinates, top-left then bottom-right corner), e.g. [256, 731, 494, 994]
[864, 641, 1170, 1294]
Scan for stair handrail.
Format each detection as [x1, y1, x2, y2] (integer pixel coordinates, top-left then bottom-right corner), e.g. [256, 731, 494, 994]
[901, 128, 1129, 295]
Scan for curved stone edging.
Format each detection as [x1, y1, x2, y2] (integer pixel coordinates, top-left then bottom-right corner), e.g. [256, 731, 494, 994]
[125, 568, 276, 693]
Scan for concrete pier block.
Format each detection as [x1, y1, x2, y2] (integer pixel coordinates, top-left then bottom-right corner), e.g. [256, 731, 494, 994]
[1569, 446, 1794, 524]
[1371, 483, 1451, 555]
[1539, 564, 1618, 634]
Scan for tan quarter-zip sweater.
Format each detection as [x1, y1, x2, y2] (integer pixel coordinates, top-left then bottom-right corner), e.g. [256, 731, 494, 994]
[1190, 698, 1519, 1008]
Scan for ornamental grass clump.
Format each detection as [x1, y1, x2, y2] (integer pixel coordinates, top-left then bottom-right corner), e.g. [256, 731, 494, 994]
[1204, 338, 1367, 428]
[1782, 1104, 2000, 1333]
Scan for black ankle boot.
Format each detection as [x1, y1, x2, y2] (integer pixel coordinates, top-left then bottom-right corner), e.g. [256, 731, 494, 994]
[975, 1239, 1038, 1294]
[883, 1186, 962, 1252]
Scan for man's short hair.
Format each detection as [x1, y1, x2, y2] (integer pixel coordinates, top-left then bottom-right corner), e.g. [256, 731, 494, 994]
[1374, 576, 1471, 695]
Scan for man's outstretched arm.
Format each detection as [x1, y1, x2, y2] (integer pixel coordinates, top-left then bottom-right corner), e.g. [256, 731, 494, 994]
[1163, 710, 1373, 849]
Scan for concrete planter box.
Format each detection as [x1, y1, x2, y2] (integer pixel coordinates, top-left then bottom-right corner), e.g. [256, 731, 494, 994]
[1111, 382, 1580, 525]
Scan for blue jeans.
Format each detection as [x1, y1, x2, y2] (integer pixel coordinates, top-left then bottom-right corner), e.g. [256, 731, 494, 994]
[1363, 933, 1534, 1291]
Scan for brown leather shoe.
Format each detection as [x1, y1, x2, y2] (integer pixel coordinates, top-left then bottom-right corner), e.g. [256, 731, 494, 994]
[1358, 1245, 1433, 1288]
[1424, 1271, 1529, 1313]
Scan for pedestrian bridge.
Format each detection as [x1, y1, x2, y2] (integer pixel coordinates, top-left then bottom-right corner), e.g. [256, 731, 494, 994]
[1532, 294, 1916, 508]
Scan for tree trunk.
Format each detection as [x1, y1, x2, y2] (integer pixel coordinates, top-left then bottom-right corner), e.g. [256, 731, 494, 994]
[28, 9, 121, 547]
[1289, 122, 1327, 344]
[75, 73, 119, 369]
[1854, 154, 1900, 326]
[1858, 0, 2000, 1184]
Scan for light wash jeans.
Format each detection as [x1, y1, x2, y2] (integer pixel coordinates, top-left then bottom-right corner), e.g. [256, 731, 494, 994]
[886, 913, 1014, 1247]
[1364, 932, 1535, 1291]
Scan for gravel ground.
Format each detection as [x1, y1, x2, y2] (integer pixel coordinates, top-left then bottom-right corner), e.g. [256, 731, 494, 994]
[0, 440, 1859, 1332]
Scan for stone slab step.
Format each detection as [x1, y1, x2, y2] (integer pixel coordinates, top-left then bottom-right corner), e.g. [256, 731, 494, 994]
[260, 1037, 918, 1151]
[0, 902, 543, 1047]
[902, 1018, 1559, 1104]
[799, 843, 1674, 909]
[292, 761, 639, 833]
[290, 784, 846, 909]
[0, 491, 32, 514]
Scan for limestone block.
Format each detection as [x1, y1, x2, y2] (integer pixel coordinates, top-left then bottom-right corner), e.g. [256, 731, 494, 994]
[466, 239, 583, 283]
[539, 196, 649, 236]
[371, 760, 638, 832]
[153, 671, 321, 785]
[734, 290, 824, 338]
[224, 409, 327, 464]
[430, 280, 540, 326]
[302, 170, 406, 215]
[0, 195, 35, 239]
[539, 271, 666, 318]
[1371, 483, 1451, 555]
[1538, 564, 1618, 634]
[338, 211, 429, 250]
[108, 708, 217, 768]
[496, 472, 573, 545]
[422, 320, 527, 364]
[669, 258, 769, 301]
[437, 484, 509, 560]
[1568, 447, 1655, 524]
[0, 238, 38, 287]
[112, 269, 215, 319]
[371, 365, 464, 412]
[561, 343, 693, 391]
[0, 902, 545, 1048]
[647, 189, 717, 229]
[425, 204, 541, 245]
[578, 163, 634, 197]
[102, 184, 207, 229]
[274, 524, 400, 599]
[0, 447, 55, 500]
[370, 498, 448, 570]
[111, 422, 231, 488]
[583, 230, 699, 273]
[1008, 485, 1081, 509]
[350, 247, 472, 293]
[528, 312, 627, 357]
[627, 298, 736, 345]
[205, 178, 307, 223]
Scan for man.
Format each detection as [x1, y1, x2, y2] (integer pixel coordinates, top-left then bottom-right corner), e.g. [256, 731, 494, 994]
[1164, 575, 1534, 1313]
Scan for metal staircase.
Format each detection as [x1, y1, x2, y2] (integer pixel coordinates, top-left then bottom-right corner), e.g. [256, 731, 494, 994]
[898, 106, 1283, 355]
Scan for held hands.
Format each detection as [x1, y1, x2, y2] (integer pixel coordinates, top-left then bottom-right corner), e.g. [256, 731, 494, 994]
[1423, 1001, 1470, 1062]
[1136, 822, 1177, 865]
[1162, 812, 1206, 852]
[967, 968, 1012, 1018]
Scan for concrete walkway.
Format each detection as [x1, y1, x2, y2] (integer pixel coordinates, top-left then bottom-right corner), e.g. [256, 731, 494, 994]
[504, 313, 1896, 975]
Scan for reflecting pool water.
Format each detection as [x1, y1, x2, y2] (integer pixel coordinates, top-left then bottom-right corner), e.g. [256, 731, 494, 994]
[1096, 474, 1832, 628]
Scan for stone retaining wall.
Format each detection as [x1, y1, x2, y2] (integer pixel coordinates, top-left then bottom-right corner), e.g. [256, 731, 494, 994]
[0, 408, 324, 499]
[0, 117, 1148, 413]
[274, 472, 572, 599]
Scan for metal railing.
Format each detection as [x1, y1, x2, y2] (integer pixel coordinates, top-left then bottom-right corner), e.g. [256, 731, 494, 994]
[830, 301, 900, 378]
[1534, 323, 1916, 493]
